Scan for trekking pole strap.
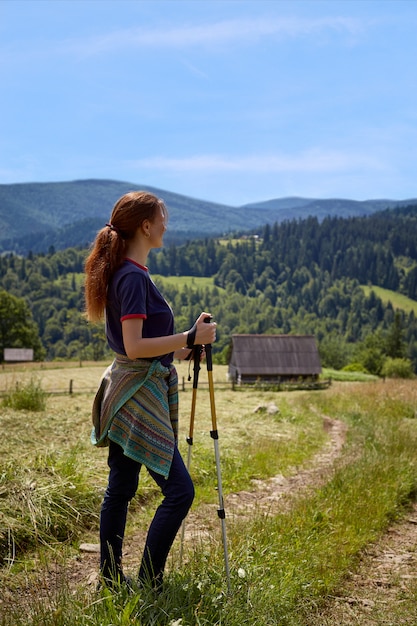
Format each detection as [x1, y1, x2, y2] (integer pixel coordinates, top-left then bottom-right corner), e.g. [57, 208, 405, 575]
[186, 323, 197, 348]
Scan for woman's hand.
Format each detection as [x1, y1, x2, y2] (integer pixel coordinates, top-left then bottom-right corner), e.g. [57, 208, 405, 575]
[193, 312, 217, 346]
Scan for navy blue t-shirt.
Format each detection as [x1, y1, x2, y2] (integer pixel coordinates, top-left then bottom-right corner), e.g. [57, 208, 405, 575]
[105, 258, 174, 366]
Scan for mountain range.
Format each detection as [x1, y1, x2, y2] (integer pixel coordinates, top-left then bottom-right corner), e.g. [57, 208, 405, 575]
[0, 179, 416, 255]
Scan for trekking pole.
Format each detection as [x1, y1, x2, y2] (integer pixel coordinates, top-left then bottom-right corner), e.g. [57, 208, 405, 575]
[204, 317, 231, 593]
[179, 344, 202, 564]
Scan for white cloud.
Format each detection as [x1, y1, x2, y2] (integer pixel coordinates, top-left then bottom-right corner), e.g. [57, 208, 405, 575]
[64, 15, 364, 57]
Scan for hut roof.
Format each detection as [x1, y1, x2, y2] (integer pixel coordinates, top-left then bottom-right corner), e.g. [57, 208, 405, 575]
[229, 334, 322, 376]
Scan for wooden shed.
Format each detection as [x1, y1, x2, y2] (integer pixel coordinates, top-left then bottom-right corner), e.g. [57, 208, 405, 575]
[228, 334, 322, 385]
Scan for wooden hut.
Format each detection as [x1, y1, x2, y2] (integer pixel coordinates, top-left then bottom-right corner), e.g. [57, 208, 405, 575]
[228, 334, 322, 385]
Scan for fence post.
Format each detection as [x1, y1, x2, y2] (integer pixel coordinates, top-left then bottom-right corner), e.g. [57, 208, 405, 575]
[69, 379, 73, 395]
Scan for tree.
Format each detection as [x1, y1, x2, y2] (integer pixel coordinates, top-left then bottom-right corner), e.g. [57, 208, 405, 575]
[385, 311, 406, 359]
[0, 290, 45, 361]
[404, 266, 417, 300]
[319, 335, 351, 370]
[354, 332, 386, 376]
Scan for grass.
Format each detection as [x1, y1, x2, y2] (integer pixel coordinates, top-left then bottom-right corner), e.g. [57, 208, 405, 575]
[1, 366, 417, 624]
[321, 367, 379, 382]
[0, 449, 99, 566]
[1, 376, 47, 411]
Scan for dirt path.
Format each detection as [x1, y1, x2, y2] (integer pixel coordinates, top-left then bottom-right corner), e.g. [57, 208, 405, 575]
[309, 501, 417, 625]
[225, 414, 347, 518]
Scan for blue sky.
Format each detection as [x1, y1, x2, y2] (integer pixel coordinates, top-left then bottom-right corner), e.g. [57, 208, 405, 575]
[1, 0, 416, 206]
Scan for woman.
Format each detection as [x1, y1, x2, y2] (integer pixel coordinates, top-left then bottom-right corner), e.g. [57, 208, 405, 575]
[84, 190, 216, 590]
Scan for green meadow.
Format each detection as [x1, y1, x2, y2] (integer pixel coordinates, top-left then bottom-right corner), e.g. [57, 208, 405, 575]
[152, 274, 223, 291]
[361, 284, 417, 315]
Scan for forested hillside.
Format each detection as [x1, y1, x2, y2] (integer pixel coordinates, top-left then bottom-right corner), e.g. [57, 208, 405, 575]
[0, 205, 416, 374]
[1, 179, 415, 255]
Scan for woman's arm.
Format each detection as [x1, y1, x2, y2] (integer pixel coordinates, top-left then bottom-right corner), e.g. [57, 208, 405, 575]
[122, 312, 216, 360]
[174, 347, 193, 360]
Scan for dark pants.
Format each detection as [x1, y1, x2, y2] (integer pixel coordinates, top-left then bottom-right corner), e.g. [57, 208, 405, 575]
[100, 440, 194, 587]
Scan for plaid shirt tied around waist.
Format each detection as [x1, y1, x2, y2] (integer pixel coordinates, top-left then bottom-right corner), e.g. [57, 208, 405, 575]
[91, 355, 178, 478]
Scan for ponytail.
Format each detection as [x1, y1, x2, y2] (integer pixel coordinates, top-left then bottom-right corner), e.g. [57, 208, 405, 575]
[84, 226, 126, 321]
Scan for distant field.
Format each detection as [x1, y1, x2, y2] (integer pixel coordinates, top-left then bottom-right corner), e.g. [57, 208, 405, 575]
[361, 284, 417, 314]
[152, 274, 225, 291]
[0, 361, 229, 395]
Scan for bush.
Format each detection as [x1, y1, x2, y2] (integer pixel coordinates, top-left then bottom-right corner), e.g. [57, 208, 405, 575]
[342, 362, 369, 373]
[2, 377, 47, 411]
[381, 357, 415, 379]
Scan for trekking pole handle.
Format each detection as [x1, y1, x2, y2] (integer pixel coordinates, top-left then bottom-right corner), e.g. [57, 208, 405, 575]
[204, 316, 213, 371]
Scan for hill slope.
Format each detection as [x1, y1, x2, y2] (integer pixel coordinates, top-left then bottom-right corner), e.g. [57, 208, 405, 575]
[242, 196, 415, 222]
[0, 179, 415, 254]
